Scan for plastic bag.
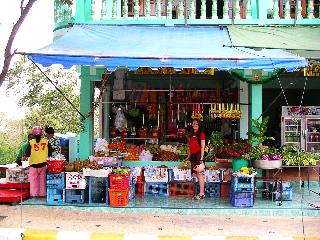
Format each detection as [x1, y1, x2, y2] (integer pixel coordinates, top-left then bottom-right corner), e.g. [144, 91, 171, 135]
[114, 108, 127, 130]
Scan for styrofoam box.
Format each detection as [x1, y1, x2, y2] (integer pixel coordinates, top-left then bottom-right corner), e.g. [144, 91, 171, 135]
[65, 172, 86, 189]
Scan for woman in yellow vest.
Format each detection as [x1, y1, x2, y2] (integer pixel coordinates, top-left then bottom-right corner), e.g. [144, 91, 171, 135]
[25, 126, 52, 197]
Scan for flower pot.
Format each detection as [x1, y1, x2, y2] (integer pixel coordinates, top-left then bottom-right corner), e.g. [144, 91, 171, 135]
[231, 158, 249, 171]
[254, 159, 282, 170]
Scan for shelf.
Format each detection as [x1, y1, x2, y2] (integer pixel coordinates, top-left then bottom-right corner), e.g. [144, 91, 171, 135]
[122, 161, 217, 167]
[284, 131, 300, 133]
[307, 142, 320, 144]
[284, 142, 300, 144]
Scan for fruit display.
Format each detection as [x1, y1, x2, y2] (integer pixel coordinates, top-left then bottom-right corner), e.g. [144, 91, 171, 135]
[124, 145, 140, 161]
[146, 144, 161, 154]
[177, 145, 189, 155]
[159, 150, 179, 161]
[108, 141, 127, 152]
[112, 167, 130, 174]
[160, 145, 180, 154]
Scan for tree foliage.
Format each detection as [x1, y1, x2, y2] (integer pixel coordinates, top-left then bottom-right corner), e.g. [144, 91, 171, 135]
[6, 58, 81, 134]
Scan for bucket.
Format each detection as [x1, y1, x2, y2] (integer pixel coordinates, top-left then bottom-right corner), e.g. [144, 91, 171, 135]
[231, 158, 249, 171]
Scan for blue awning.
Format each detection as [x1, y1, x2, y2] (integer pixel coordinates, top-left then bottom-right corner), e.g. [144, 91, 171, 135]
[20, 24, 307, 72]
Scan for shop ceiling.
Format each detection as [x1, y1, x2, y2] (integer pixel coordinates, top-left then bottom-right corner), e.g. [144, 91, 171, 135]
[20, 24, 307, 72]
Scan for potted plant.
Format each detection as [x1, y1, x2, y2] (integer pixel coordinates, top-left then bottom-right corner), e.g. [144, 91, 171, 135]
[246, 116, 281, 169]
[225, 142, 252, 171]
[280, 146, 320, 166]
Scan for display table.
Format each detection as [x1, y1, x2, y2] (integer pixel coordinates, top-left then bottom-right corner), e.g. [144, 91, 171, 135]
[122, 161, 217, 167]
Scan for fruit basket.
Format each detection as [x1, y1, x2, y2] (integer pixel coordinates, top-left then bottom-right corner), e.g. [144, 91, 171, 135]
[47, 160, 65, 174]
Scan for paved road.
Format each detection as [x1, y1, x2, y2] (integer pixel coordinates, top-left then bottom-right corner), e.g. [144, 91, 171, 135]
[0, 205, 319, 239]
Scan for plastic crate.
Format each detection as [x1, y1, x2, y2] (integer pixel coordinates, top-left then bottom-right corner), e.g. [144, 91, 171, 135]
[135, 182, 144, 196]
[168, 168, 192, 182]
[220, 182, 230, 198]
[275, 187, 293, 201]
[65, 189, 88, 204]
[109, 173, 130, 190]
[6, 168, 29, 183]
[144, 182, 169, 197]
[195, 182, 220, 197]
[108, 188, 129, 207]
[46, 173, 65, 189]
[230, 191, 254, 207]
[231, 175, 254, 192]
[204, 170, 220, 183]
[88, 177, 108, 204]
[65, 172, 86, 189]
[144, 167, 168, 183]
[169, 182, 194, 197]
[47, 188, 65, 204]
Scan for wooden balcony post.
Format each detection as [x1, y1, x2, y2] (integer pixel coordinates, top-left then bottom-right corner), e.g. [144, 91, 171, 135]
[145, 0, 151, 18]
[155, 0, 160, 17]
[234, 0, 241, 19]
[296, 0, 303, 19]
[189, 0, 196, 19]
[134, 0, 139, 18]
[167, 0, 173, 19]
[284, 0, 291, 19]
[223, 0, 229, 19]
[123, 0, 129, 18]
[200, 0, 206, 19]
[90, 0, 96, 20]
[178, 0, 184, 19]
[112, 0, 117, 19]
[246, 0, 252, 19]
[307, 0, 314, 19]
[273, 0, 280, 19]
[211, 0, 218, 19]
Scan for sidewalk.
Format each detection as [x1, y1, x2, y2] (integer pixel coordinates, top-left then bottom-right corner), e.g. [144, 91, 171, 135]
[0, 205, 319, 240]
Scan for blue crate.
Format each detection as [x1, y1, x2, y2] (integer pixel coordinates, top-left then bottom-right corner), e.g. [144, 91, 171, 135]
[230, 191, 254, 208]
[65, 189, 88, 204]
[275, 187, 293, 201]
[88, 177, 108, 204]
[46, 173, 65, 189]
[195, 182, 220, 197]
[129, 183, 135, 200]
[144, 182, 169, 197]
[231, 175, 254, 192]
[47, 188, 65, 204]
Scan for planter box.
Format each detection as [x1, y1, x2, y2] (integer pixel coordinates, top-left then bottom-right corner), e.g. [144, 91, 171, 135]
[254, 159, 282, 169]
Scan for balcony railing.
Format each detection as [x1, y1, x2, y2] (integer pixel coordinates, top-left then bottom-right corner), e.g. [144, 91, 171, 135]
[54, 0, 319, 27]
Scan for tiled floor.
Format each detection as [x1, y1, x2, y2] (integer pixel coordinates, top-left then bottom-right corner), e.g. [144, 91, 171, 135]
[21, 181, 320, 217]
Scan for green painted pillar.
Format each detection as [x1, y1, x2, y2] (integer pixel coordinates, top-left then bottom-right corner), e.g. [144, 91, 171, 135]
[250, 84, 262, 123]
[79, 66, 94, 159]
[75, 0, 91, 22]
[256, 0, 268, 21]
[250, 0, 258, 19]
[239, 80, 249, 140]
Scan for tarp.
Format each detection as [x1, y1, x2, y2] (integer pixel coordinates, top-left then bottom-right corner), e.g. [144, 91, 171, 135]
[20, 24, 307, 72]
[228, 26, 320, 59]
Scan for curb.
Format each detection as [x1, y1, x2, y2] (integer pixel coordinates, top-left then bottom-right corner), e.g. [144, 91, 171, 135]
[0, 228, 320, 240]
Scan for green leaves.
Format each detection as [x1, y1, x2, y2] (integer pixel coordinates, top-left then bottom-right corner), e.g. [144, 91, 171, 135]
[6, 58, 81, 134]
[248, 116, 274, 147]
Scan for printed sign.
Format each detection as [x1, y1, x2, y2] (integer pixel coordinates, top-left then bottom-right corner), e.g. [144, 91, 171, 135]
[304, 63, 320, 76]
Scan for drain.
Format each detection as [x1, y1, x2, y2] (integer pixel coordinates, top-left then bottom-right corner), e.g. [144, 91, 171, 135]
[0, 216, 7, 222]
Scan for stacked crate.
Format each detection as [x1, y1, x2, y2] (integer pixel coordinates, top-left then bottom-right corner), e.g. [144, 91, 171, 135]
[194, 169, 221, 197]
[144, 167, 169, 197]
[168, 168, 194, 197]
[65, 172, 87, 204]
[46, 173, 65, 205]
[88, 176, 108, 204]
[275, 181, 293, 201]
[220, 168, 233, 198]
[108, 173, 130, 206]
[230, 175, 254, 207]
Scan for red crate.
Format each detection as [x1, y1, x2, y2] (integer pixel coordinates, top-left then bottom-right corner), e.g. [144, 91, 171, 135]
[109, 174, 130, 189]
[136, 169, 144, 183]
[220, 182, 230, 198]
[169, 182, 194, 197]
[135, 182, 144, 196]
[108, 189, 129, 207]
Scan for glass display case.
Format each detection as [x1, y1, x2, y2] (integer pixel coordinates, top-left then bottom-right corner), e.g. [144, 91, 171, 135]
[281, 106, 320, 153]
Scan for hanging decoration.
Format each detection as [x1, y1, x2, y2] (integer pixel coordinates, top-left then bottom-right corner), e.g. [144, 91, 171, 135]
[134, 67, 215, 75]
[191, 103, 203, 121]
[209, 103, 242, 119]
[228, 68, 286, 84]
